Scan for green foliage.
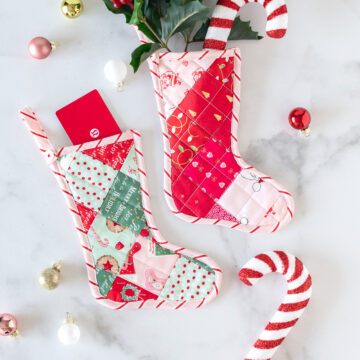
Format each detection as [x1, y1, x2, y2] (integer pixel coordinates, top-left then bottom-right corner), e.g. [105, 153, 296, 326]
[102, 0, 262, 72]
[163, 0, 210, 42]
[130, 43, 162, 72]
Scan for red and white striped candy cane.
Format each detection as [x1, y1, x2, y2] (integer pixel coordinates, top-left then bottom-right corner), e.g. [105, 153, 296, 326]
[204, 0, 288, 50]
[238, 251, 312, 360]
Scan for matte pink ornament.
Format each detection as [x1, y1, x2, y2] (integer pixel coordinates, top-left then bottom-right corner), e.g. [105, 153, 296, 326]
[0, 313, 18, 336]
[28, 37, 55, 59]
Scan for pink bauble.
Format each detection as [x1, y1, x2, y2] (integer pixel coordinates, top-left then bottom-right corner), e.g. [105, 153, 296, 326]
[28, 37, 53, 59]
[0, 313, 18, 336]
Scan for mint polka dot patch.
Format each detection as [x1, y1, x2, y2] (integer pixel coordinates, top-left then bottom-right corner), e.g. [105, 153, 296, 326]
[159, 255, 215, 301]
[60, 152, 117, 211]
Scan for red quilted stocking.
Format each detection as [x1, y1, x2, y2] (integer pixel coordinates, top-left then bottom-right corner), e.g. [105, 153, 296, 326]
[148, 49, 294, 234]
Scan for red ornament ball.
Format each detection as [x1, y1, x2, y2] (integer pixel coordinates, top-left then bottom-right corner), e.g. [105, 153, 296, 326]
[288, 107, 311, 131]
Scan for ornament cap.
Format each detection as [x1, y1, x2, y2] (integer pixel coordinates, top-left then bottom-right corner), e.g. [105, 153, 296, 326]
[52, 262, 62, 272]
[64, 313, 75, 324]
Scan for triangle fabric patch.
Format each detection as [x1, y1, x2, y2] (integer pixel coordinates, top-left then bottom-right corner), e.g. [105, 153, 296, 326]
[107, 276, 159, 302]
[205, 203, 238, 222]
[82, 139, 133, 171]
[76, 202, 97, 232]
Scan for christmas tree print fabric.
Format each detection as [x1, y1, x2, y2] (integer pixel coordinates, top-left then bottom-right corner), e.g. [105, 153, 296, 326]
[57, 132, 219, 307]
[149, 48, 294, 233]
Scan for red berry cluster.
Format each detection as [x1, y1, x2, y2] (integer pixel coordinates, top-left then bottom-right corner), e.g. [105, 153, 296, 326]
[110, 0, 133, 9]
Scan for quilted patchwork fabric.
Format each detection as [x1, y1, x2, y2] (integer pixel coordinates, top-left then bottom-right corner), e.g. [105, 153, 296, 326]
[58, 138, 217, 304]
[151, 49, 294, 233]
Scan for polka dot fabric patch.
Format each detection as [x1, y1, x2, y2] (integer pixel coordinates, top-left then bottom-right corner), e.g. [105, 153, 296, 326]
[159, 255, 215, 301]
[60, 152, 117, 211]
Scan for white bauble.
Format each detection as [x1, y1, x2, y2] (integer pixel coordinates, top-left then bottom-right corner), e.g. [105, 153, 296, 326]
[58, 322, 81, 345]
[104, 59, 128, 89]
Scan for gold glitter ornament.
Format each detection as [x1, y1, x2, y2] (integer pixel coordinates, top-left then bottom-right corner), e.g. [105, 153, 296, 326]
[61, 0, 84, 19]
[39, 263, 61, 290]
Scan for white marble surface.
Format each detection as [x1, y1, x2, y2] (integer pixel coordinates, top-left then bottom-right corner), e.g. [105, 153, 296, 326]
[1, 0, 359, 358]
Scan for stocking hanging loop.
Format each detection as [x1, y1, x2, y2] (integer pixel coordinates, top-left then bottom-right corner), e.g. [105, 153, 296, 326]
[203, 0, 288, 50]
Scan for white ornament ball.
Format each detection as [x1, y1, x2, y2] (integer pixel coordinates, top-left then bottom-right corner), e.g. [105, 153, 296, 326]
[58, 322, 81, 345]
[104, 59, 127, 90]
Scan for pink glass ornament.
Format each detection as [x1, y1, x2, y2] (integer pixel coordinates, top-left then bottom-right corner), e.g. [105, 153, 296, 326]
[28, 37, 55, 59]
[0, 313, 18, 336]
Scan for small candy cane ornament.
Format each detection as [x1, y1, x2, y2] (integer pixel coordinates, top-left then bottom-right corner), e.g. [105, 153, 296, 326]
[239, 251, 312, 360]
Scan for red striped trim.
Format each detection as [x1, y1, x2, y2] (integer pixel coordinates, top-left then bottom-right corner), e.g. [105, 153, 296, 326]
[162, 131, 169, 139]
[231, 134, 238, 142]
[95, 297, 106, 300]
[287, 207, 293, 218]
[214, 282, 219, 295]
[20, 111, 37, 120]
[135, 148, 143, 157]
[194, 255, 207, 259]
[152, 60, 159, 66]
[191, 217, 201, 224]
[150, 70, 160, 78]
[232, 113, 239, 122]
[164, 152, 171, 159]
[70, 208, 80, 216]
[234, 52, 242, 61]
[131, 130, 141, 137]
[62, 189, 73, 197]
[279, 190, 292, 196]
[198, 50, 209, 60]
[159, 52, 169, 59]
[138, 300, 146, 309]
[217, 0, 240, 11]
[76, 143, 83, 152]
[30, 130, 47, 139]
[148, 226, 158, 231]
[159, 112, 166, 119]
[279, 299, 310, 312]
[213, 219, 221, 224]
[266, 318, 298, 331]
[140, 187, 150, 197]
[250, 226, 260, 233]
[89, 280, 99, 287]
[52, 171, 65, 178]
[174, 248, 185, 253]
[154, 90, 163, 99]
[196, 298, 205, 308]
[263, 0, 272, 7]
[143, 208, 152, 215]
[234, 93, 240, 102]
[271, 221, 280, 233]
[256, 253, 277, 272]
[254, 337, 285, 349]
[57, 147, 64, 157]
[164, 189, 172, 198]
[231, 223, 240, 229]
[288, 275, 312, 294]
[156, 300, 165, 308]
[115, 302, 128, 310]
[212, 268, 222, 273]
[114, 133, 122, 143]
[267, 4, 287, 21]
[209, 17, 233, 29]
[275, 251, 289, 275]
[82, 245, 92, 252]
[86, 262, 96, 270]
[175, 301, 186, 309]
[164, 169, 171, 178]
[76, 227, 87, 234]
[177, 52, 188, 60]
[203, 39, 226, 50]
[138, 168, 146, 176]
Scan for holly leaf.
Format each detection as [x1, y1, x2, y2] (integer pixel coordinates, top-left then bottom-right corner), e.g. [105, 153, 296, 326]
[102, 0, 133, 20]
[143, 0, 162, 37]
[129, 0, 144, 25]
[130, 43, 162, 72]
[163, 0, 210, 42]
[192, 18, 209, 42]
[192, 16, 262, 42]
[229, 17, 263, 40]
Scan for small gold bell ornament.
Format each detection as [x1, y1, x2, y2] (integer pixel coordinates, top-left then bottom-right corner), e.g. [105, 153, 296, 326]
[61, 0, 84, 19]
[58, 313, 80, 345]
[38, 263, 61, 290]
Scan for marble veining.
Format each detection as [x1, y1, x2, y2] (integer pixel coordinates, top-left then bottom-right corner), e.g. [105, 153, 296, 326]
[0, 0, 359, 358]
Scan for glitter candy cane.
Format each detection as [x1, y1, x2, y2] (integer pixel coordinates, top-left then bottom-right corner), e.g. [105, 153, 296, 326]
[204, 0, 288, 50]
[238, 251, 312, 360]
